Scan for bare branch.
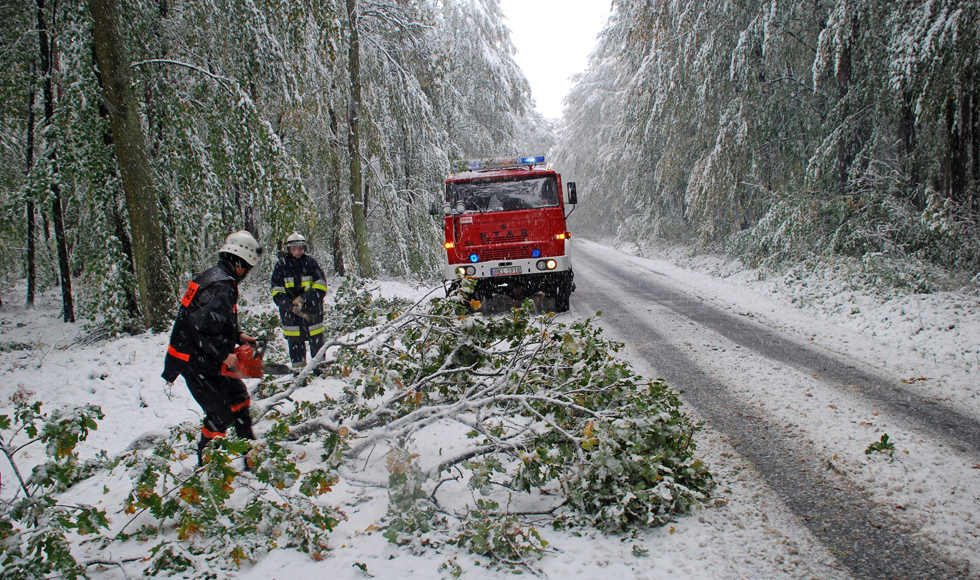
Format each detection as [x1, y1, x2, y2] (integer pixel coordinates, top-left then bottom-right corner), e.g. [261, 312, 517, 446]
[130, 59, 238, 95]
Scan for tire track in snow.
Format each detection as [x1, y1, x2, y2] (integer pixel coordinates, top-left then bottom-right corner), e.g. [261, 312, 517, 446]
[570, 243, 956, 580]
[575, 244, 980, 457]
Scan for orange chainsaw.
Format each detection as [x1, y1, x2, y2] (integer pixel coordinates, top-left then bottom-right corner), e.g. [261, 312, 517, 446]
[220, 341, 293, 379]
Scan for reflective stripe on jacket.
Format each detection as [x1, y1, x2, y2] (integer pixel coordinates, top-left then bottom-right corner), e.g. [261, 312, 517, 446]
[162, 259, 240, 382]
[270, 253, 327, 332]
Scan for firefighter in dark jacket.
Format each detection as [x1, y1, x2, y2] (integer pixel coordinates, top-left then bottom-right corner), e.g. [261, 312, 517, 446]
[270, 232, 328, 371]
[162, 231, 263, 466]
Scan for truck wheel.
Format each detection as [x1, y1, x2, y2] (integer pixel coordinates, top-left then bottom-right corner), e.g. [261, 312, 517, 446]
[551, 272, 572, 313]
[554, 291, 570, 313]
[552, 284, 570, 313]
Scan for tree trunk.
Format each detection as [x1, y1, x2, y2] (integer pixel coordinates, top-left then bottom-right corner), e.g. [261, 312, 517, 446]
[967, 78, 980, 225]
[328, 108, 346, 275]
[363, 181, 369, 220]
[145, 0, 169, 160]
[944, 96, 967, 204]
[898, 94, 924, 211]
[92, 44, 142, 324]
[954, 81, 976, 216]
[112, 207, 142, 322]
[835, 38, 853, 194]
[346, 0, 373, 278]
[36, 0, 74, 322]
[88, 0, 175, 331]
[26, 62, 37, 310]
[235, 183, 257, 237]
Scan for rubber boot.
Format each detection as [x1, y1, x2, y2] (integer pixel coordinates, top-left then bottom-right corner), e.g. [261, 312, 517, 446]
[232, 408, 256, 472]
[197, 436, 212, 467]
[233, 408, 255, 440]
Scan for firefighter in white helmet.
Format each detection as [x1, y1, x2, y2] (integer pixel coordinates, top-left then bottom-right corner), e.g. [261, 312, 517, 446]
[270, 232, 328, 371]
[163, 230, 262, 466]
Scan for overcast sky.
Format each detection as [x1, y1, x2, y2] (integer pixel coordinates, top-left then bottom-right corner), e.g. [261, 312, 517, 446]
[497, 0, 611, 120]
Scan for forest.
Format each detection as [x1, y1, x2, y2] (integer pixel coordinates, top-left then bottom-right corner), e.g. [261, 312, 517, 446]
[559, 0, 980, 292]
[1, 0, 979, 334]
[0, 0, 554, 332]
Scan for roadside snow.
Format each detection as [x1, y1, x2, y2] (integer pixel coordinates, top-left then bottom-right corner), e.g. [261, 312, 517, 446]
[612, 240, 980, 376]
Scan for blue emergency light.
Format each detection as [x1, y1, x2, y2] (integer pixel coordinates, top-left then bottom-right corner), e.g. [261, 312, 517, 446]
[532, 248, 541, 258]
[469, 254, 479, 263]
[520, 155, 545, 165]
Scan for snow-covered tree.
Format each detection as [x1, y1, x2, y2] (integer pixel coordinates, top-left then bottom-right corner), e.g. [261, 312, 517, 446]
[557, 0, 980, 282]
[0, 0, 556, 330]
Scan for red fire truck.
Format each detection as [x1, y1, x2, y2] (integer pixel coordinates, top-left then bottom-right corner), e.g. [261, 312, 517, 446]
[431, 155, 577, 312]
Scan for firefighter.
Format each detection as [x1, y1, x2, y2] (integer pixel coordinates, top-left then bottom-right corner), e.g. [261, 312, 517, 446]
[270, 232, 328, 371]
[162, 230, 263, 466]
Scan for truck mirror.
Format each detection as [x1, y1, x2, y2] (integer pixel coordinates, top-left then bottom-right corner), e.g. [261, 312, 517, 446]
[567, 182, 578, 205]
[429, 198, 442, 216]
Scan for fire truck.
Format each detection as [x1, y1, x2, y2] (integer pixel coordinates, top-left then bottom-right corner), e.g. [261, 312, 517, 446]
[431, 155, 577, 312]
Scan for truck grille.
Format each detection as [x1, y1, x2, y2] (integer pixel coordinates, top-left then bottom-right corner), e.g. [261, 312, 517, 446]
[472, 245, 532, 261]
[464, 230, 531, 245]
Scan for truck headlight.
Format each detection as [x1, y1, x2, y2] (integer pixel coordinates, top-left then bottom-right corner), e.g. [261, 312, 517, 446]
[546, 259, 557, 270]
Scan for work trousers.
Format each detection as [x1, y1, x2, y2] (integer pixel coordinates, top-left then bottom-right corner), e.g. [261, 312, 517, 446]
[287, 334, 325, 370]
[183, 370, 254, 464]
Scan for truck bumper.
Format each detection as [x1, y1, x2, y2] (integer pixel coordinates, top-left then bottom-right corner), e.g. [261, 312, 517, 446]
[444, 254, 572, 281]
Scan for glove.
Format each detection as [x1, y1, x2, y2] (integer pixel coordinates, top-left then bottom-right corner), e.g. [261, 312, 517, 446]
[292, 304, 313, 321]
[292, 294, 316, 320]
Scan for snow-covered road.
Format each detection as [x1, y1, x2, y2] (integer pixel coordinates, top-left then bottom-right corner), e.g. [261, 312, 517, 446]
[570, 238, 980, 579]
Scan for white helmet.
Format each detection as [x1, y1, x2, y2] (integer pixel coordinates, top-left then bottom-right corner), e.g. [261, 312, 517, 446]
[219, 230, 263, 266]
[285, 232, 308, 250]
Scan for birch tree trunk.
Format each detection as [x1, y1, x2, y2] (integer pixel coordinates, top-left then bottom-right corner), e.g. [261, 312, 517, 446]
[346, 0, 374, 278]
[88, 0, 175, 331]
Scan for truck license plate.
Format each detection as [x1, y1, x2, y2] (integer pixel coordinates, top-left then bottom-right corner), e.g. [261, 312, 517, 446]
[490, 266, 521, 276]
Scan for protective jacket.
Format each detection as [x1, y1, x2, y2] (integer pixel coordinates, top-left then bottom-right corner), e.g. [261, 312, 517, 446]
[162, 259, 242, 382]
[270, 254, 327, 339]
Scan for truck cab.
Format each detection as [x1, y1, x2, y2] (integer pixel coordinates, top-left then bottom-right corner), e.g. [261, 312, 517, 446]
[433, 155, 577, 312]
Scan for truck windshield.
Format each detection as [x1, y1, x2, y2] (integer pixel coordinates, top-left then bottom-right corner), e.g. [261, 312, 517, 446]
[447, 176, 559, 213]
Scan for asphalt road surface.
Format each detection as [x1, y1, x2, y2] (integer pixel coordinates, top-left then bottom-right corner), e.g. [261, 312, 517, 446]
[568, 239, 971, 580]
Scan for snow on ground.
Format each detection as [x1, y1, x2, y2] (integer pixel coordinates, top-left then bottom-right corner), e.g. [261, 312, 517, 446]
[583, 238, 980, 575]
[601, 238, 980, 420]
[2, 239, 977, 578]
[615, 239, 980, 376]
